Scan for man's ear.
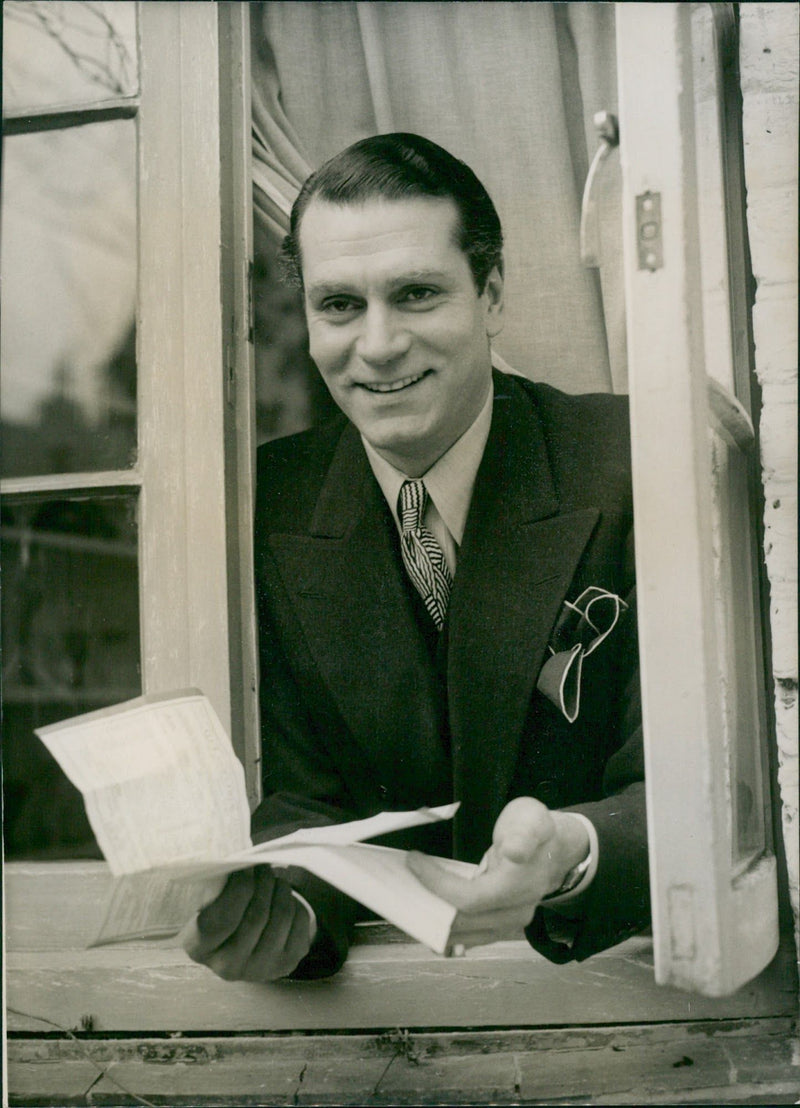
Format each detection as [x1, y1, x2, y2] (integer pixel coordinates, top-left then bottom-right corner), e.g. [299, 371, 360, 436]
[483, 265, 504, 337]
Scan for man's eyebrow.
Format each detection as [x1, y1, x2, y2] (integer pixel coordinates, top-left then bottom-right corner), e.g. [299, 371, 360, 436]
[305, 281, 359, 300]
[389, 270, 449, 286]
[307, 272, 449, 298]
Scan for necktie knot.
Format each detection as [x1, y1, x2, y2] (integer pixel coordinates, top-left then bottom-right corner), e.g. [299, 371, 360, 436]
[397, 479, 452, 631]
[398, 479, 428, 534]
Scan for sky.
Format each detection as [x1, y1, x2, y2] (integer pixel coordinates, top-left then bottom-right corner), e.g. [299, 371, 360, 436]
[1, 2, 137, 425]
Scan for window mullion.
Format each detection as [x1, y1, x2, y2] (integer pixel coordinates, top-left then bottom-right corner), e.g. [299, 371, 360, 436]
[137, 1, 232, 735]
[2, 98, 139, 135]
[218, 2, 259, 797]
[0, 471, 142, 499]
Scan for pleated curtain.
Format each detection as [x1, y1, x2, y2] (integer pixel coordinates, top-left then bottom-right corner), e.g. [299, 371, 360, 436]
[251, 1, 626, 395]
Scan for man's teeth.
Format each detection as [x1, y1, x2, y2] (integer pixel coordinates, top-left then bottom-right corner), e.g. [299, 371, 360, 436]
[363, 372, 426, 393]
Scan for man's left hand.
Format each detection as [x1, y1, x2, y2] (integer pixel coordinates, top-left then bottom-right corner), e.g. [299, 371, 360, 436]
[406, 796, 589, 951]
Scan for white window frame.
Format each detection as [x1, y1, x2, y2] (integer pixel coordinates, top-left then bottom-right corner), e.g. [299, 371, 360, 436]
[0, 2, 255, 749]
[136, 0, 244, 739]
[616, 1, 780, 996]
[217, 0, 261, 805]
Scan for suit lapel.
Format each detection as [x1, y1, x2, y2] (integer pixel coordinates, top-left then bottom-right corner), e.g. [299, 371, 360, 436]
[267, 423, 449, 800]
[267, 380, 601, 854]
[447, 377, 600, 859]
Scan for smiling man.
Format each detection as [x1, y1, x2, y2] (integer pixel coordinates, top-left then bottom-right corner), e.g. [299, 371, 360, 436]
[299, 194, 502, 477]
[183, 133, 649, 983]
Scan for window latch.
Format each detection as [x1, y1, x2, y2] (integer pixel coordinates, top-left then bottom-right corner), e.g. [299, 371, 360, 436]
[580, 110, 619, 268]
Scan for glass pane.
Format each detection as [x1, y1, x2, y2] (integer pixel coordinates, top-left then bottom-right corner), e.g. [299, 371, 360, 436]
[1, 121, 137, 478]
[1, 494, 141, 859]
[2, 1, 138, 114]
[692, 5, 769, 867]
[253, 223, 338, 445]
[707, 431, 768, 865]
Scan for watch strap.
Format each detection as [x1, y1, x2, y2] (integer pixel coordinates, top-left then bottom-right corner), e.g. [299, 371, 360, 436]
[542, 851, 592, 900]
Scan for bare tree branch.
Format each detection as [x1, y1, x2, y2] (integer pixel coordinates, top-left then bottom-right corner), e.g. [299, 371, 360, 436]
[4, 1, 135, 98]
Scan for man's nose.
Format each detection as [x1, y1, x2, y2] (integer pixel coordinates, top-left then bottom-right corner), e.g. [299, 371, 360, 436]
[355, 304, 410, 365]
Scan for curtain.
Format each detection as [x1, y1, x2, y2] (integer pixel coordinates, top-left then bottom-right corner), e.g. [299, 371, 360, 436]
[251, 1, 626, 395]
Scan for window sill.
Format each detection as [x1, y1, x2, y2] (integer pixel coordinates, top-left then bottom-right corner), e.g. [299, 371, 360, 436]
[6, 862, 796, 1034]
[6, 862, 798, 1105]
[5, 1020, 799, 1106]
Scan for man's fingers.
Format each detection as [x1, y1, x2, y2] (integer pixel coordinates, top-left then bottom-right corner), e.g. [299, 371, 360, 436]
[493, 796, 555, 863]
[213, 866, 280, 976]
[446, 902, 538, 955]
[450, 925, 528, 951]
[240, 865, 278, 936]
[406, 851, 480, 908]
[246, 888, 311, 981]
[408, 851, 543, 913]
[449, 903, 536, 939]
[203, 867, 288, 979]
[187, 869, 257, 959]
[183, 866, 313, 983]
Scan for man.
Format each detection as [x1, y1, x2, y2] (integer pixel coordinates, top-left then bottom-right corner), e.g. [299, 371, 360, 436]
[183, 133, 648, 983]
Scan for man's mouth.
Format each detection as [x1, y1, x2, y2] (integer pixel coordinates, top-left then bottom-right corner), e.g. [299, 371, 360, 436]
[359, 370, 430, 394]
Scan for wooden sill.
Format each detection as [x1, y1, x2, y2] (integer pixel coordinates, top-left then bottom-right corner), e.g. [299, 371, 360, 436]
[4, 1020, 798, 1106]
[5, 862, 796, 1035]
[6, 863, 799, 1105]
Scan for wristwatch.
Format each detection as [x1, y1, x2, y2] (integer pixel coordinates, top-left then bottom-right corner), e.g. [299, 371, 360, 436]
[542, 850, 592, 900]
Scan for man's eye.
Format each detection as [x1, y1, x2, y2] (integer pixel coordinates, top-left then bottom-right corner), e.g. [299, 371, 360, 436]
[321, 297, 359, 315]
[400, 287, 437, 306]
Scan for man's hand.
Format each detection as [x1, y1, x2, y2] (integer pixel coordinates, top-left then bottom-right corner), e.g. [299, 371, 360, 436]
[181, 866, 312, 982]
[407, 797, 589, 951]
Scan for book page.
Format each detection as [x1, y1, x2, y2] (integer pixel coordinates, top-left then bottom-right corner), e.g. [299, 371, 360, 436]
[36, 690, 251, 874]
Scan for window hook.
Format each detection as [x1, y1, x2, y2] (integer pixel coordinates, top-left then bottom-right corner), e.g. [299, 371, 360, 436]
[580, 110, 620, 268]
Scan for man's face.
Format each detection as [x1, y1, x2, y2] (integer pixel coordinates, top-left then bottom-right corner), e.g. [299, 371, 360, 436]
[299, 196, 504, 476]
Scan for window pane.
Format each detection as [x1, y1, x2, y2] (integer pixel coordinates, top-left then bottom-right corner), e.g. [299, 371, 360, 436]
[2, 1, 138, 114]
[1, 494, 141, 859]
[692, 5, 769, 867]
[0, 121, 137, 478]
[708, 434, 768, 864]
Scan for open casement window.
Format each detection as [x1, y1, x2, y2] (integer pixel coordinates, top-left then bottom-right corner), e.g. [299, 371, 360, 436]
[1, 0, 258, 844]
[616, 2, 780, 996]
[5, 5, 798, 1103]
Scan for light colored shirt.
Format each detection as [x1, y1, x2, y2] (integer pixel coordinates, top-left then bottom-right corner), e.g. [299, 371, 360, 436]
[361, 383, 494, 576]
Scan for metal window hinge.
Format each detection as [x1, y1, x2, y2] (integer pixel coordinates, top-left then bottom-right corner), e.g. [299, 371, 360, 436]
[636, 191, 663, 271]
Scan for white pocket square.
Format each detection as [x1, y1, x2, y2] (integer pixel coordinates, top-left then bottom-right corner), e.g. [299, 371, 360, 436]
[537, 586, 628, 723]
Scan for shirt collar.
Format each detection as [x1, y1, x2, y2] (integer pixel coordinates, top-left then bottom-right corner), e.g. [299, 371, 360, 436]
[361, 380, 494, 545]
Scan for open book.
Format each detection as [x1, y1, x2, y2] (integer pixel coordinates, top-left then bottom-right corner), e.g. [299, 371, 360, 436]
[36, 690, 475, 954]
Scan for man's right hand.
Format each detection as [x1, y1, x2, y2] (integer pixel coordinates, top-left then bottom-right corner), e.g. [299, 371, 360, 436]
[181, 865, 312, 982]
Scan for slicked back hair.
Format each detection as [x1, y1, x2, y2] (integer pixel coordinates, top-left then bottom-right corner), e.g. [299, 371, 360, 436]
[281, 133, 503, 293]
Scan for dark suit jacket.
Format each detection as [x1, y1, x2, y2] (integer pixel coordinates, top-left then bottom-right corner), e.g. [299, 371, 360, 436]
[252, 371, 649, 977]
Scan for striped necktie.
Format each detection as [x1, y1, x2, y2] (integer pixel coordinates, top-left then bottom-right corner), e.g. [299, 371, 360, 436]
[398, 479, 453, 631]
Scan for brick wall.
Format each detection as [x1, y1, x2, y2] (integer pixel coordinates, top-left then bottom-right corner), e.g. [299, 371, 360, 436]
[739, 3, 799, 957]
